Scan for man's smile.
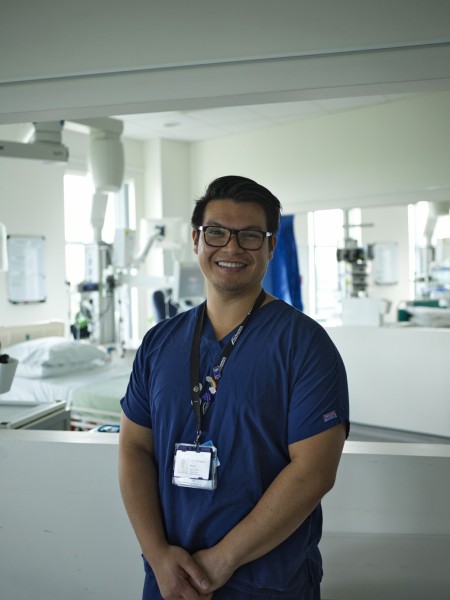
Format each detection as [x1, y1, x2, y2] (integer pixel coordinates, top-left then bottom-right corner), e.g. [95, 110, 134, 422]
[216, 260, 246, 269]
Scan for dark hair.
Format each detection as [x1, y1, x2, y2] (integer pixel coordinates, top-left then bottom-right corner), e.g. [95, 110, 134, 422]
[191, 175, 282, 234]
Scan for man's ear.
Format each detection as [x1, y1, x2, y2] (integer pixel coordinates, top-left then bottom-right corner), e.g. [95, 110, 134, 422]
[192, 229, 199, 254]
[268, 235, 277, 260]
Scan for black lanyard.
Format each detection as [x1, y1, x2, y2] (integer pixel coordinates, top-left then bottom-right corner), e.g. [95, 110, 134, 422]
[190, 288, 266, 445]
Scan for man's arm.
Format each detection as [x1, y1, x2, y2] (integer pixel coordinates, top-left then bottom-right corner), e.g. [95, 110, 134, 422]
[118, 412, 212, 599]
[193, 423, 347, 590]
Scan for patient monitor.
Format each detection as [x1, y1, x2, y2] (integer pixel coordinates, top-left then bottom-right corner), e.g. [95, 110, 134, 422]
[172, 261, 205, 309]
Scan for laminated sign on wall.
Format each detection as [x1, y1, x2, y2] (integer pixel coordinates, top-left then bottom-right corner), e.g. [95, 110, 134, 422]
[373, 242, 398, 286]
[7, 235, 46, 303]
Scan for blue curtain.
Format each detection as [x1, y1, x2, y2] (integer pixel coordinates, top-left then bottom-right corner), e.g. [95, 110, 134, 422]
[263, 214, 303, 310]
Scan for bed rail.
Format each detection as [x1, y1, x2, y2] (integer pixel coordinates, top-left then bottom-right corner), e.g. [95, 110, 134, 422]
[70, 407, 121, 431]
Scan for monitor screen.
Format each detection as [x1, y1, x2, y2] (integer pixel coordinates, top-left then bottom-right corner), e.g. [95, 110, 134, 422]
[172, 261, 205, 305]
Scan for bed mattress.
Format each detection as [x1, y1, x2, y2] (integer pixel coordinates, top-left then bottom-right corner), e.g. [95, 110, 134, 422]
[0, 361, 132, 427]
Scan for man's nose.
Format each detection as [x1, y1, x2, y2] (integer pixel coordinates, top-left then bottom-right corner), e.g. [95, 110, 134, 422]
[226, 232, 243, 250]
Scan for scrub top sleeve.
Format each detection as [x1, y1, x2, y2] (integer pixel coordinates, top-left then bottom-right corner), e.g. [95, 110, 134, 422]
[287, 327, 349, 444]
[121, 338, 153, 428]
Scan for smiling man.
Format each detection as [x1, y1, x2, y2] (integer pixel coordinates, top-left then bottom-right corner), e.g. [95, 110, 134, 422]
[119, 175, 349, 599]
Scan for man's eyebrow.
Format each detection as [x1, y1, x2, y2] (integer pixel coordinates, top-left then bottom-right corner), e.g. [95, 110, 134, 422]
[204, 221, 266, 230]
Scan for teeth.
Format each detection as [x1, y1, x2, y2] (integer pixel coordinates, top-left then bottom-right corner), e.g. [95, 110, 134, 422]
[218, 261, 245, 268]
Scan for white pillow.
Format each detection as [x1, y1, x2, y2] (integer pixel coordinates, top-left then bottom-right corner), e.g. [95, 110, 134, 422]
[15, 360, 107, 379]
[3, 337, 108, 378]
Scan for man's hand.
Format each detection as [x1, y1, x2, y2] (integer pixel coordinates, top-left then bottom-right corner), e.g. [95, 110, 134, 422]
[151, 545, 213, 599]
[192, 546, 235, 592]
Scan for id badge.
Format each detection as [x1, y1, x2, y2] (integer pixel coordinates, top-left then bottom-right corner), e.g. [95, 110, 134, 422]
[172, 443, 218, 490]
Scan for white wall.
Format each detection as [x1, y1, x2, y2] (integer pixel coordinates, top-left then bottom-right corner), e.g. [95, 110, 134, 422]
[362, 204, 411, 316]
[187, 92, 450, 317]
[189, 91, 450, 213]
[0, 126, 147, 331]
[143, 138, 193, 253]
[137, 139, 194, 336]
[0, 154, 67, 327]
[326, 325, 450, 437]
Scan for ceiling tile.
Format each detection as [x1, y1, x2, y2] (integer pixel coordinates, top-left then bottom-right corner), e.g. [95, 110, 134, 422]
[116, 93, 424, 142]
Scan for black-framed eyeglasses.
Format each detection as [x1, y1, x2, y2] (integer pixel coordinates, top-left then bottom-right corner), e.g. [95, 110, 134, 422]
[198, 225, 273, 250]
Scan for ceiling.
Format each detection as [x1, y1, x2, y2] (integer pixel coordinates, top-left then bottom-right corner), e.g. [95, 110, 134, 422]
[2, 2, 449, 129]
[115, 93, 419, 142]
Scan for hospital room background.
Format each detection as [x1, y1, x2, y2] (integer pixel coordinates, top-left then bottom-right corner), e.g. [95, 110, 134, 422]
[1, 2, 450, 599]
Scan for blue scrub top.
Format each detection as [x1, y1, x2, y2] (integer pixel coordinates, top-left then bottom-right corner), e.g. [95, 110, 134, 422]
[121, 299, 349, 597]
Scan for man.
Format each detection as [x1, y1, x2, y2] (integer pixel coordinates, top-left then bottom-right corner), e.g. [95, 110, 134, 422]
[119, 175, 349, 599]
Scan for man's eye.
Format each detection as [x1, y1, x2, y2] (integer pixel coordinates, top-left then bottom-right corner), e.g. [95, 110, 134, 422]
[241, 230, 262, 240]
[208, 228, 227, 237]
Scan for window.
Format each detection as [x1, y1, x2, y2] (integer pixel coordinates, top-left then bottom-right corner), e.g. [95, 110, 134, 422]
[408, 200, 450, 300]
[308, 209, 345, 322]
[64, 174, 136, 284]
[63, 173, 137, 342]
[306, 207, 365, 323]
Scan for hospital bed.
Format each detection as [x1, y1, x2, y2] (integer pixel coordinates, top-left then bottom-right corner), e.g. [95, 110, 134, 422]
[0, 321, 133, 430]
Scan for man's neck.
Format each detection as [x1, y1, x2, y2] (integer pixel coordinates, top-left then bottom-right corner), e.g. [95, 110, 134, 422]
[205, 287, 267, 340]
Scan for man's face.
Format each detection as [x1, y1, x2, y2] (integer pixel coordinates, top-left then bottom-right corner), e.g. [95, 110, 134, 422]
[192, 199, 276, 296]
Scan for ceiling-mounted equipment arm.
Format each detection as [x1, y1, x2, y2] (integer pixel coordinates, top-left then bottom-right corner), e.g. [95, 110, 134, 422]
[82, 118, 125, 240]
[0, 121, 69, 162]
[0, 117, 125, 243]
[131, 225, 166, 269]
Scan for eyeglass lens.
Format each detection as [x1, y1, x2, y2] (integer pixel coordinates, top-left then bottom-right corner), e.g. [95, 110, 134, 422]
[203, 226, 265, 250]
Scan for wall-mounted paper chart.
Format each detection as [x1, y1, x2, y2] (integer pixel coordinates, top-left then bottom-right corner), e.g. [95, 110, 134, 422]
[7, 235, 46, 303]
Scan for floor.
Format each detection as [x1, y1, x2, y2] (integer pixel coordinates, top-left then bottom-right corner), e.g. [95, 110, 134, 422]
[321, 532, 450, 600]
